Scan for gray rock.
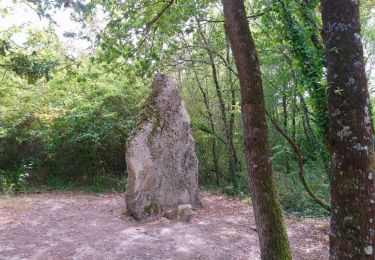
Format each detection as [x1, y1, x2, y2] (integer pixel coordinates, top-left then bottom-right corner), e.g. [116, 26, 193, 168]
[125, 74, 200, 220]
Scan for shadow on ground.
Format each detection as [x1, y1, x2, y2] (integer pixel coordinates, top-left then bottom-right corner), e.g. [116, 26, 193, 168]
[0, 192, 329, 260]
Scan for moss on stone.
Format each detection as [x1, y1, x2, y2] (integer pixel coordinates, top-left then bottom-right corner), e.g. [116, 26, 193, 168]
[127, 86, 162, 144]
[144, 203, 162, 216]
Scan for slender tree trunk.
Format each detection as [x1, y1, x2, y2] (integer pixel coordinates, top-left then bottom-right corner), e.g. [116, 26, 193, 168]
[275, 0, 330, 152]
[222, 1, 292, 259]
[266, 110, 331, 211]
[291, 91, 297, 143]
[301, 111, 312, 143]
[282, 84, 290, 174]
[196, 19, 239, 190]
[226, 35, 241, 178]
[190, 57, 221, 185]
[298, 92, 331, 178]
[321, 0, 375, 258]
[299, 0, 324, 54]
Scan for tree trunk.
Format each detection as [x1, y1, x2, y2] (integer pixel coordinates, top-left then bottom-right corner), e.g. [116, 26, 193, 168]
[298, 91, 331, 178]
[190, 57, 221, 185]
[282, 84, 290, 174]
[291, 92, 296, 143]
[222, 0, 292, 259]
[196, 19, 239, 190]
[274, 0, 329, 149]
[226, 35, 241, 184]
[299, 0, 324, 54]
[320, 0, 375, 258]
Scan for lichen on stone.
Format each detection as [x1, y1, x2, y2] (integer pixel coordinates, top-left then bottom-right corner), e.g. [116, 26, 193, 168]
[125, 74, 200, 221]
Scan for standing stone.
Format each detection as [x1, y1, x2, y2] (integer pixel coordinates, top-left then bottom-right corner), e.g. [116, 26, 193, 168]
[125, 74, 200, 220]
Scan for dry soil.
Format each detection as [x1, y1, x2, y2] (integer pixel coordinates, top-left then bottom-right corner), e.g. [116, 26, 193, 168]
[0, 192, 329, 259]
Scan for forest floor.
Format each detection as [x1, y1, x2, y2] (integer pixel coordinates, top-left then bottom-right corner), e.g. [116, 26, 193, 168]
[0, 192, 329, 260]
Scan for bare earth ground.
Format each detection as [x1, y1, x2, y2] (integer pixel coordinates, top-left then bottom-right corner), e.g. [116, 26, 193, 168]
[0, 192, 329, 260]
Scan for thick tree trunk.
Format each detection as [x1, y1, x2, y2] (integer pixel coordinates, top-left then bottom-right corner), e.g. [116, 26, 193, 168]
[321, 0, 375, 258]
[222, 0, 292, 259]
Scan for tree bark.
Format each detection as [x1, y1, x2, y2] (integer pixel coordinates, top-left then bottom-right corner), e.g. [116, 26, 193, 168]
[222, 0, 292, 259]
[320, 0, 375, 258]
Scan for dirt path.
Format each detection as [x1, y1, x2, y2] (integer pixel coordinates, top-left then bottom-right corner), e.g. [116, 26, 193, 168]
[0, 192, 329, 259]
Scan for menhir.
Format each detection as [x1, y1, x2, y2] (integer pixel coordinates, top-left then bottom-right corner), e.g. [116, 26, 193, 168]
[125, 74, 200, 220]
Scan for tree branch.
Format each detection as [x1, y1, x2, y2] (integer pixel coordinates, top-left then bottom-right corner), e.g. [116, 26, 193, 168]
[265, 110, 331, 212]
